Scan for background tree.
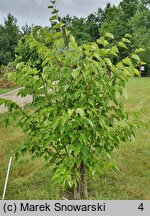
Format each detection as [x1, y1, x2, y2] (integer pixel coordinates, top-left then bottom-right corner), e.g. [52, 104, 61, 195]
[86, 13, 99, 42]
[0, 24, 11, 65]
[66, 16, 91, 45]
[99, 4, 123, 39]
[130, 7, 150, 76]
[61, 14, 72, 28]
[0, 13, 20, 65]
[62, 8, 105, 45]
[119, 0, 139, 18]
[21, 23, 33, 36]
[99, 0, 150, 68]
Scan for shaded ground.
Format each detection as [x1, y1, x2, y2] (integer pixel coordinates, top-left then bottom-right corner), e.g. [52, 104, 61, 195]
[0, 88, 32, 113]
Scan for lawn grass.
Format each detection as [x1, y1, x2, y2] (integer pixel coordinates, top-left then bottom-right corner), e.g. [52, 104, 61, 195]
[0, 77, 150, 200]
[0, 114, 61, 200]
[0, 87, 17, 95]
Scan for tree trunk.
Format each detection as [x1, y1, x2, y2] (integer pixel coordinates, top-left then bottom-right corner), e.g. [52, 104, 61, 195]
[73, 161, 88, 199]
[73, 182, 81, 199]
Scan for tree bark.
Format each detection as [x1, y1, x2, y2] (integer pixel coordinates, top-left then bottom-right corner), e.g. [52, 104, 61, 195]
[73, 182, 81, 199]
[73, 161, 88, 199]
[80, 161, 88, 199]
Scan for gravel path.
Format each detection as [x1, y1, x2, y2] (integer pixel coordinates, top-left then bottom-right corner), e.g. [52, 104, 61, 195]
[0, 88, 32, 113]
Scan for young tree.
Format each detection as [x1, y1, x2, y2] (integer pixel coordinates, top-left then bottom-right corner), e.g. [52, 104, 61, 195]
[0, 1, 142, 199]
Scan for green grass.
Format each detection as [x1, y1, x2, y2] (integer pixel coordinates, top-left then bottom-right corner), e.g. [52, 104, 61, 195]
[0, 77, 150, 200]
[0, 114, 61, 199]
[0, 87, 17, 95]
[125, 77, 150, 111]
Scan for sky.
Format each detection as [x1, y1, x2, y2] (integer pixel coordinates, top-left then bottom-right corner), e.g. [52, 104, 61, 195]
[0, 0, 121, 27]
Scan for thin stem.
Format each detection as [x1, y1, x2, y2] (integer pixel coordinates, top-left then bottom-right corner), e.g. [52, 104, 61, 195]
[51, 143, 63, 160]
[64, 144, 69, 158]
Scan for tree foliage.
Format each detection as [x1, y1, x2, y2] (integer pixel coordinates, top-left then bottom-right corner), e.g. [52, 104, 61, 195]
[99, 0, 150, 75]
[62, 8, 105, 45]
[0, 14, 20, 65]
[21, 23, 33, 36]
[0, 0, 149, 76]
[130, 8, 150, 76]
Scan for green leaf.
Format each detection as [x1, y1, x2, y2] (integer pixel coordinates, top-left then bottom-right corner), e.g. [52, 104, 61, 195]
[76, 108, 85, 117]
[122, 38, 131, 44]
[93, 53, 101, 60]
[53, 31, 63, 38]
[124, 69, 132, 77]
[53, 38, 64, 49]
[67, 144, 74, 154]
[83, 117, 94, 128]
[131, 54, 141, 61]
[116, 62, 123, 69]
[52, 117, 60, 131]
[48, 6, 53, 9]
[104, 58, 112, 67]
[29, 41, 39, 49]
[97, 37, 109, 46]
[16, 62, 24, 69]
[52, 9, 59, 14]
[140, 62, 146, 65]
[49, 15, 57, 21]
[68, 109, 74, 118]
[135, 48, 145, 53]
[61, 114, 68, 127]
[112, 46, 119, 53]
[122, 57, 132, 66]
[69, 41, 78, 50]
[53, 22, 65, 29]
[74, 145, 80, 157]
[124, 33, 132, 38]
[118, 42, 127, 49]
[134, 68, 140, 77]
[70, 35, 75, 43]
[99, 48, 107, 56]
[105, 32, 114, 39]
[109, 50, 118, 57]
[106, 152, 111, 160]
[45, 35, 52, 43]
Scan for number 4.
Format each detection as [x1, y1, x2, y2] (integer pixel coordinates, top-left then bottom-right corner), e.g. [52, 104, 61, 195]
[138, 203, 144, 211]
